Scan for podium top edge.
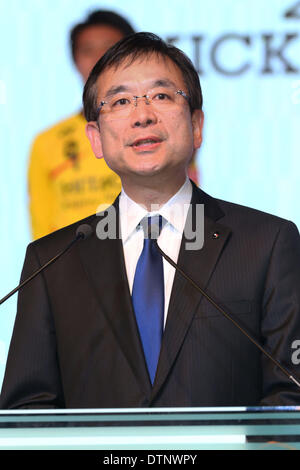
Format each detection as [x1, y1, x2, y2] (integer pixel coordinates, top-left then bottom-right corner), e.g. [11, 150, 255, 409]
[0, 406, 299, 415]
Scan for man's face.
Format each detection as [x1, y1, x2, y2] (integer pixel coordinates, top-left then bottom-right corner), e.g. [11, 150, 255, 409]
[86, 54, 203, 192]
[74, 25, 124, 82]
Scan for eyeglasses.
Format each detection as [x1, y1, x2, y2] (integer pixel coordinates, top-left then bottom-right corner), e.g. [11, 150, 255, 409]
[96, 87, 189, 119]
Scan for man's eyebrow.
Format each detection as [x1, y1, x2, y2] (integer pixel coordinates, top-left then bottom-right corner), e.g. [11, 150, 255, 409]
[103, 78, 179, 100]
[103, 85, 130, 99]
[150, 78, 178, 89]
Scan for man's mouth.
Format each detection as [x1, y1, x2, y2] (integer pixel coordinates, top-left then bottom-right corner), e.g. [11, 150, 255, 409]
[130, 136, 163, 150]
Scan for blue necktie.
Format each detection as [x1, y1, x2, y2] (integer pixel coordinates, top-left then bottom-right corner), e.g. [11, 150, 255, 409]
[132, 216, 164, 385]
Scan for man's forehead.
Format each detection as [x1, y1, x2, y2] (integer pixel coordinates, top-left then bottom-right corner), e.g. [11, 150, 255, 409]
[96, 53, 185, 91]
[110, 51, 173, 69]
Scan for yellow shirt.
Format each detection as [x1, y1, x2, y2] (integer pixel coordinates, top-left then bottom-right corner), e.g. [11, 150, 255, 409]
[28, 113, 121, 240]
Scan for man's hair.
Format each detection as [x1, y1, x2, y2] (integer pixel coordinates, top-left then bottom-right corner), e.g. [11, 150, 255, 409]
[83, 32, 203, 122]
[70, 10, 135, 61]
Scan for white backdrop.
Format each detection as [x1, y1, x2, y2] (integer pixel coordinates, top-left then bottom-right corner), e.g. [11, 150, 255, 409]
[0, 0, 300, 387]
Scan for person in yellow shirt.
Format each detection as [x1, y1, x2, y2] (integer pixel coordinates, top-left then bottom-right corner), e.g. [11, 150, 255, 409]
[28, 11, 135, 239]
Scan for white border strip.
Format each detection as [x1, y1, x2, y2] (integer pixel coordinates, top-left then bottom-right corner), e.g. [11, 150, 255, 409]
[0, 406, 247, 415]
[0, 434, 246, 448]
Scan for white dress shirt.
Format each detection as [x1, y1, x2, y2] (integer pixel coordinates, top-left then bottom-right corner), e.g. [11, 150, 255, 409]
[119, 178, 192, 326]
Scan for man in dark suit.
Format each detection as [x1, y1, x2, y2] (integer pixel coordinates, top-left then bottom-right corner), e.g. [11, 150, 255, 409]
[1, 33, 300, 409]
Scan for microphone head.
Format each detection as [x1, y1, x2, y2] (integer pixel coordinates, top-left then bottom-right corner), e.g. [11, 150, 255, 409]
[76, 224, 93, 240]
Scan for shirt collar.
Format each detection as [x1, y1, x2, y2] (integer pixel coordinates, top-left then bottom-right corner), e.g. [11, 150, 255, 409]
[119, 178, 192, 243]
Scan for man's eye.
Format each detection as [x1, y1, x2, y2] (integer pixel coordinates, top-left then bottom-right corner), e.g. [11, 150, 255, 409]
[112, 98, 130, 107]
[155, 93, 170, 101]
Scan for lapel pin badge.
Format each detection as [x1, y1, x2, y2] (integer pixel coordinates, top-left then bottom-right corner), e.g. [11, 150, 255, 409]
[213, 231, 220, 239]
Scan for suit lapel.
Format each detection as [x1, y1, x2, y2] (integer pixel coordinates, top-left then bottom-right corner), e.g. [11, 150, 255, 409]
[150, 184, 232, 402]
[75, 186, 232, 403]
[77, 203, 152, 398]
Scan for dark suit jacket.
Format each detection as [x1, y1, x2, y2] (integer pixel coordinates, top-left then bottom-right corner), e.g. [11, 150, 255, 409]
[1, 184, 300, 408]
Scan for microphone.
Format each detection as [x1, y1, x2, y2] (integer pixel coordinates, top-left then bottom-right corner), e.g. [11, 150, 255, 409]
[154, 239, 300, 389]
[75, 223, 93, 240]
[0, 224, 93, 306]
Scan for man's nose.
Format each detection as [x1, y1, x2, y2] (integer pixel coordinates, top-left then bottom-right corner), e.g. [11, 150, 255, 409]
[131, 96, 158, 128]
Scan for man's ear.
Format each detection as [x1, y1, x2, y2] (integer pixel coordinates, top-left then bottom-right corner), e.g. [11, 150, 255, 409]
[192, 110, 204, 150]
[85, 121, 104, 159]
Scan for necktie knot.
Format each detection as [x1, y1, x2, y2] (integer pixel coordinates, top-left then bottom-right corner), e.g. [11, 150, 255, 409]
[139, 215, 163, 240]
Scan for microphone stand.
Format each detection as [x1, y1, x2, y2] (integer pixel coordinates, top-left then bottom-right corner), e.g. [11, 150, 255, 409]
[154, 240, 300, 389]
[0, 224, 92, 306]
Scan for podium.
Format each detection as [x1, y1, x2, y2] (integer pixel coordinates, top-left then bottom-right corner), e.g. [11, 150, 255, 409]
[1, 406, 300, 450]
